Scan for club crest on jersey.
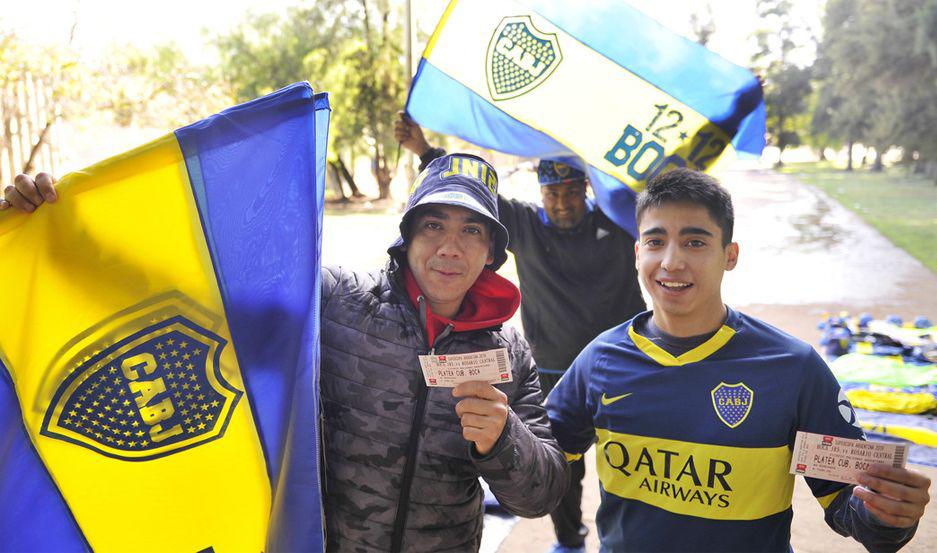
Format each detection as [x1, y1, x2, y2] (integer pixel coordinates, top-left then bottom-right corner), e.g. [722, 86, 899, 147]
[486, 16, 562, 101]
[40, 295, 241, 461]
[711, 382, 754, 429]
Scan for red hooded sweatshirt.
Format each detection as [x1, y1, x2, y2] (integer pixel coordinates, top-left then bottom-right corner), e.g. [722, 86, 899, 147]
[403, 265, 521, 348]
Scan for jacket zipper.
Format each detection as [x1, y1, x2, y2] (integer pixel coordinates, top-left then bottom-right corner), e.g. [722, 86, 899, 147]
[389, 296, 453, 553]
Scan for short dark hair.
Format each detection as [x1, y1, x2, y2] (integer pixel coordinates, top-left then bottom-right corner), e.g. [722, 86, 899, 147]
[635, 168, 734, 246]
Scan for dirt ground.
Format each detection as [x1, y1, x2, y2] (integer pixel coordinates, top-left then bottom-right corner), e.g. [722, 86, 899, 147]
[321, 166, 937, 552]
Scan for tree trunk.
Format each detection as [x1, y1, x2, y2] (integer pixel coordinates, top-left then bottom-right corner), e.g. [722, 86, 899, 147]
[22, 120, 53, 175]
[373, 145, 392, 200]
[817, 148, 827, 161]
[335, 155, 362, 198]
[871, 146, 884, 172]
[327, 161, 347, 201]
[846, 141, 854, 171]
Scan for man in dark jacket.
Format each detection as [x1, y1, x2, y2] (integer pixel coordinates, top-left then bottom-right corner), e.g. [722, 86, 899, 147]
[395, 115, 645, 553]
[4, 154, 568, 553]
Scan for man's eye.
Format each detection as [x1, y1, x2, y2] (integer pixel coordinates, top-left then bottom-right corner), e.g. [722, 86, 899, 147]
[464, 226, 482, 235]
[687, 239, 706, 248]
[644, 239, 663, 247]
[424, 221, 442, 230]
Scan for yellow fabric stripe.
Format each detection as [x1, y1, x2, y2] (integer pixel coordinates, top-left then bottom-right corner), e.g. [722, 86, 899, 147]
[816, 487, 847, 509]
[422, 0, 738, 192]
[422, 0, 461, 59]
[860, 421, 937, 447]
[628, 324, 737, 366]
[565, 452, 583, 462]
[847, 389, 937, 415]
[0, 134, 269, 551]
[595, 429, 793, 520]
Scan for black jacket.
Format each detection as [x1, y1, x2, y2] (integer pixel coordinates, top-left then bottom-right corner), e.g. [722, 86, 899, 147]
[320, 261, 568, 552]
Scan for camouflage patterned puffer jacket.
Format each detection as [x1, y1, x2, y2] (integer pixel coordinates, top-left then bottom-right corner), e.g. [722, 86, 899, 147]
[320, 263, 568, 552]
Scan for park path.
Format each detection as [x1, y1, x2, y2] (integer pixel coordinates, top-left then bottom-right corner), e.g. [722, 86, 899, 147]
[320, 167, 937, 552]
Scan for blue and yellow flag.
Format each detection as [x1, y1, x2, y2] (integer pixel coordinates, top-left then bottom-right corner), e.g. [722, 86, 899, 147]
[0, 82, 329, 552]
[406, 0, 766, 235]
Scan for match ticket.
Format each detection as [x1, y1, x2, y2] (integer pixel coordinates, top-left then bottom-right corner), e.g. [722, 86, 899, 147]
[790, 431, 908, 485]
[418, 348, 512, 387]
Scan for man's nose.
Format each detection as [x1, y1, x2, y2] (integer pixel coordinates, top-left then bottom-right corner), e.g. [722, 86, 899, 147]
[436, 232, 463, 258]
[660, 245, 685, 271]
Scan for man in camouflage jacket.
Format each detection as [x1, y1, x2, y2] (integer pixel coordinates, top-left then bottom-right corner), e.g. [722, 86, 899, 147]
[318, 153, 568, 552]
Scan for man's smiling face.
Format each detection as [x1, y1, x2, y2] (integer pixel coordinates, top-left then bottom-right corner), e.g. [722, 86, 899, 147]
[635, 202, 738, 331]
[406, 204, 494, 318]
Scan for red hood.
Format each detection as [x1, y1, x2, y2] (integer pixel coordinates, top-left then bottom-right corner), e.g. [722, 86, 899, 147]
[403, 265, 521, 348]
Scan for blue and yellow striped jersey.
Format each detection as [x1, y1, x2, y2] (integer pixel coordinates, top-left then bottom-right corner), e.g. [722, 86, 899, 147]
[547, 308, 864, 552]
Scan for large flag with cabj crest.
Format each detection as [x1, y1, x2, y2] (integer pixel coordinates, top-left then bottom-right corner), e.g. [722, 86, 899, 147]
[0, 83, 328, 551]
[406, 0, 766, 235]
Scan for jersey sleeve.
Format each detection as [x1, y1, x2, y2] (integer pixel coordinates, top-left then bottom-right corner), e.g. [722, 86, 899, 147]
[545, 345, 600, 461]
[794, 347, 866, 503]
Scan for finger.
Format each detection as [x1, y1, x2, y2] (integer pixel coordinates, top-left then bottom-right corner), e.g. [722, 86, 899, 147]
[865, 464, 932, 490]
[455, 397, 507, 418]
[34, 172, 57, 203]
[858, 471, 928, 503]
[4, 186, 35, 213]
[397, 110, 412, 123]
[452, 381, 508, 402]
[461, 425, 489, 443]
[14, 174, 43, 206]
[0, 196, 8, 210]
[853, 486, 927, 521]
[459, 412, 497, 429]
[862, 499, 918, 528]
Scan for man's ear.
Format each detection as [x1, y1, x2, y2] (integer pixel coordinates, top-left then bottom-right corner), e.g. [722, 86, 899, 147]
[487, 238, 495, 266]
[634, 240, 640, 269]
[725, 242, 739, 271]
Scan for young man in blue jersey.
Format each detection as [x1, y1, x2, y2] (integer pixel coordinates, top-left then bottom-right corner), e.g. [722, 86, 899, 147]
[546, 168, 931, 552]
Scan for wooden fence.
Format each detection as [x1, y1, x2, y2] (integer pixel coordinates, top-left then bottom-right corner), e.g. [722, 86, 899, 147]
[1, 71, 59, 185]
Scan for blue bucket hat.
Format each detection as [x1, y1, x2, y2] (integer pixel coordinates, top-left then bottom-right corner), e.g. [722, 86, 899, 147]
[537, 159, 587, 186]
[389, 153, 509, 270]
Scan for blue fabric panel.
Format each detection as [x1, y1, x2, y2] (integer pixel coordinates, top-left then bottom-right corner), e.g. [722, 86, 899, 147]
[174, 82, 327, 552]
[0, 366, 88, 551]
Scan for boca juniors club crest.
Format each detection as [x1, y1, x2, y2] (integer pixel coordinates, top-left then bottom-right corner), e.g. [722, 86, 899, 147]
[486, 15, 563, 101]
[40, 294, 241, 461]
[711, 382, 754, 429]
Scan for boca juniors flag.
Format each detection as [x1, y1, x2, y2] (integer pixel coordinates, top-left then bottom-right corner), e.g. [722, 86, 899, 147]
[0, 83, 329, 552]
[406, 0, 766, 235]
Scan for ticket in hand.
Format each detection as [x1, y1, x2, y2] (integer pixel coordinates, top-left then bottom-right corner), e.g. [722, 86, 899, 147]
[418, 348, 512, 387]
[790, 431, 908, 485]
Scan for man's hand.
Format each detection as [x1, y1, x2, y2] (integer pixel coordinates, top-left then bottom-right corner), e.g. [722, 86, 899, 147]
[854, 464, 932, 527]
[1, 172, 57, 213]
[394, 111, 432, 157]
[453, 381, 509, 456]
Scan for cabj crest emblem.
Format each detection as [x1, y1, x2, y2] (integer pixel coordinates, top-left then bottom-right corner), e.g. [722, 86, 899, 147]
[40, 293, 241, 461]
[711, 382, 754, 429]
[486, 15, 563, 101]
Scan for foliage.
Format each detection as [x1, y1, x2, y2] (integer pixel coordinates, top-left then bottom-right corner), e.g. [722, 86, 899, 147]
[751, 0, 815, 162]
[812, 0, 937, 173]
[215, 0, 408, 199]
[689, 3, 716, 47]
[93, 43, 232, 128]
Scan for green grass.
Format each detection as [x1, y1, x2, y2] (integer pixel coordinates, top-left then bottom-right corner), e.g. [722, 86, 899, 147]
[777, 162, 937, 275]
